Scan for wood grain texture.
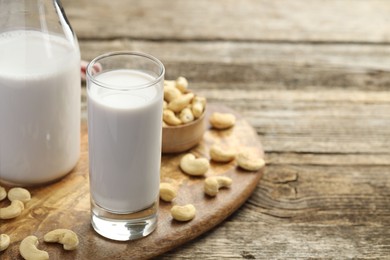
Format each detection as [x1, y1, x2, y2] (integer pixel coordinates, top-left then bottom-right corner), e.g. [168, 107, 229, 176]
[78, 40, 390, 90]
[63, 0, 390, 43]
[0, 105, 264, 260]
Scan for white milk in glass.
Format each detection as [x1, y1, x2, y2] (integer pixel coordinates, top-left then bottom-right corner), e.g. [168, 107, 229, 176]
[88, 69, 163, 213]
[0, 30, 80, 185]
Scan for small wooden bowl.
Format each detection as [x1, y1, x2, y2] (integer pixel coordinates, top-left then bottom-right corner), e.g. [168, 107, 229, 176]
[162, 111, 206, 154]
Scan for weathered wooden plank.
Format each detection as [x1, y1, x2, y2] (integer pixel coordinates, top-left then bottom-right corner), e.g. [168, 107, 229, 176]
[160, 222, 390, 258]
[63, 0, 390, 43]
[266, 153, 390, 166]
[79, 40, 390, 90]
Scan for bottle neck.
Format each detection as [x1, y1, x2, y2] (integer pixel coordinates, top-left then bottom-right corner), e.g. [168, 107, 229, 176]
[0, 0, 75, 43]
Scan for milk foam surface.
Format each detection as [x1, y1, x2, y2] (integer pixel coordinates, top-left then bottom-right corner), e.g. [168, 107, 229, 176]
[0, 30, 81, 184]
[88, 69, 163, 213]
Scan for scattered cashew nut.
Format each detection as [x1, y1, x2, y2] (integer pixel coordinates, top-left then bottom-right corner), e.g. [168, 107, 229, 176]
[171, 204, 196, 222]
[163, 109, 182, 126]
[159, 183, 177, 202]
[44, 229, 79, 250]
[168, 93, 194, 113]
[19, 236, 49, 260]
[0, 200, 24, 220]
[8, 187, 31, 203]
[175, 76, 188, 93]
[209, 112, 236, 129]
[180, 153, 210, 176]
[236, 151, 265, 171]
[179, 107, 195, 124]
[204, 176, 232, 197]
[209, 144, 236, 162]
[0, 234, 10, 252]
[0, 186, 6, 201]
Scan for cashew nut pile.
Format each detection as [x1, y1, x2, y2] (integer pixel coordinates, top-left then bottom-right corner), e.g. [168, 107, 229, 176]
[163, 77, 206, 126]
[180, 153, 210, 176]
[204, 176, 232, 197]
[171, 204, 196, 222]
[159, 183, 177, 202]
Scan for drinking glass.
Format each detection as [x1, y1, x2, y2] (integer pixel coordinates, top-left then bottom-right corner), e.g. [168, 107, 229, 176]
[86, 51, 164, 241]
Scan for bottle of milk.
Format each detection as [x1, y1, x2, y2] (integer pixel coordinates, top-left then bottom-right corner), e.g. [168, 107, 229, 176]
[0, 0, 81, 185]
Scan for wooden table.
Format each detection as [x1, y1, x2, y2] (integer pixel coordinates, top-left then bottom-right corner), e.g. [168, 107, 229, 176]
[63, 0, 390, 258]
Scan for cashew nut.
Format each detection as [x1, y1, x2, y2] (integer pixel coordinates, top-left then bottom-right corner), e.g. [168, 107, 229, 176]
[236, 151, 265, 171]
[19, 236, 49, 260]
[164, 80, 176, 88]
[0, 186, 6, 201]
[163, 109, 182, 126]
[179, 107, 195, 124]
[163, 100, 168, 109]
[180, 153, 209, 176]
[209, 112, 236, 129]
[44, 229, 79, 250]
[175, 76, 188, 93]
[204, 176, 232, 196]
[0, 200, 24, 220]
[164, 85, 182, 102]
[171, 204, 196, 222]
[168, 93, 194, 113]
[209, 144, 236, 162]
[8, 187, 31, 203]
[192, 96, 206, 118]
[0, 234, 10, 252]
[159, 183, 177, 202]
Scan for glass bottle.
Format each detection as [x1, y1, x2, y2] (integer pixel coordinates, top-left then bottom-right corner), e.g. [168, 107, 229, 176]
[0, 0, 81, 185]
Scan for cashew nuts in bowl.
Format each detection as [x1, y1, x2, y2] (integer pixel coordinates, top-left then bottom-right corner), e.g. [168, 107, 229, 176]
[168, 93, 194, 113]
[162, 77, 207, 153]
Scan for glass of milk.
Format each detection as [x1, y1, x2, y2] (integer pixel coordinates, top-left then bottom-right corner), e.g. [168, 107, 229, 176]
[86, 52, 164, 241]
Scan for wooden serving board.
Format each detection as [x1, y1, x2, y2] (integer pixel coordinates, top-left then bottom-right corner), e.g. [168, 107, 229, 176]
[0, 104, 264, 260]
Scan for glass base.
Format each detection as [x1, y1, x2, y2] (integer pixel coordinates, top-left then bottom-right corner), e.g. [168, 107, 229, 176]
[91, 199, 158, 241]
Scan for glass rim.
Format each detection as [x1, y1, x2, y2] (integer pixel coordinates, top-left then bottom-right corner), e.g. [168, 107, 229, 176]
[86, 51, 165, 91]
